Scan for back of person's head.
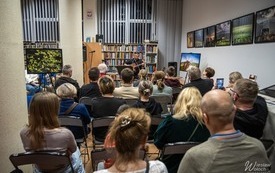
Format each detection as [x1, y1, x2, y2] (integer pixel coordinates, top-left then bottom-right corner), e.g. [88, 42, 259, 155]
[56, 83, 77, 99]
[187, 66, 201, 80]
[153, 71, 165, 90]
[138, 80, 153, 97]
[138, 69, 148, 80]
[121, 68, 134, 84]
[166, 66, 176, 77]
[98, 75, 115, 95]
[204, 67, 215, 78]
[229, 71, 243, 84]
[108, 108, 150, 168]
[233, 78, 258, 104]
[116, 104, 131, 116]
[62, 65, 72, 76]
[98, 63, 108, 74]
[201, 90, 235, 130]
[173, 87, 203, 123]
[89, 67, 100, 81]
[28, 92, 60, 149]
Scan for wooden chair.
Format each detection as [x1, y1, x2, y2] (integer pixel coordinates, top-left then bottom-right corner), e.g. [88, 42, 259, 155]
[150, 95, 173, 117]
[58, 115, 90, 163]
[9, 150, 74, 173]
[158, 141, 200, 160]
[91, 116, 115, 150]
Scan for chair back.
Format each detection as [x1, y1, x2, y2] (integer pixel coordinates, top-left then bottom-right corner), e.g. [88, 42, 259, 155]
[172, 87, 182, 102]
[79, 97, 93, 106]
[150, 95, 173, 116]
[9, 150, 74, 173]
[159, 141, 200, 160]
[124, 98, 138, 106]
[148, 117, 164, 142]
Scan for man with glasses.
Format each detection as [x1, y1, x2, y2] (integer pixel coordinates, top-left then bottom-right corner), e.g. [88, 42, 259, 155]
[231, 78, 268, 139]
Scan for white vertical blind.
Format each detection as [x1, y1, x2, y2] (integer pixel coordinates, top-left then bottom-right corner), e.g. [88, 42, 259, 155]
[21, 0, 59, 42]
[98, 0, 156, 44]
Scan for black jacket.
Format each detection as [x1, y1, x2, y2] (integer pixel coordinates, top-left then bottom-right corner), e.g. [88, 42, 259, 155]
[133, 97, 163, 117]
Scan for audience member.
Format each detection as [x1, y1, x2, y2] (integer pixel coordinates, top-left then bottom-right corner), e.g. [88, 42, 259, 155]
[151, 71, 172, 96]
[113, 68, 139, 99]
[25, 70, 41, 96]
[177, 89, 270, 173]
[54, 65, 80, 98]
[79, 67, 101, 99]
[226, 71, 243, 90]
[182, 66, 213, 96]
[20, 92, 84, 173]
[90, 75, 126, 141]
[164, 66, 184, 88]
[202, 67, 215, 84]
[133, 69, 148, 87]
[133, 80, 163, 117]
[98, 62, 108, 77]
[94, 108, 168, 173]
[154, 87, 210, 173]
[231, 79, 268, 139]
[56, 83, 91, 141]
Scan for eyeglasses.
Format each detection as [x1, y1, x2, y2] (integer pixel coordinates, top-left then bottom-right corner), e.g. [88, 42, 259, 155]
[230, 88, 239, 97]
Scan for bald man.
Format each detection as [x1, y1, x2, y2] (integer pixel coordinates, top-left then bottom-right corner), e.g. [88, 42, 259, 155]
[177, 90, 270, 173]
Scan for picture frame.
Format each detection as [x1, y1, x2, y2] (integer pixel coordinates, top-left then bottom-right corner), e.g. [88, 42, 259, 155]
[204, 25, 216, 47]
[255, 6, 275, 43]
[180, 53, 201, 71]
[187, 31, 194, 48]
[232, 13, 254, 45]
[194, 29, 204, 48]
[216, 20, 231, 46]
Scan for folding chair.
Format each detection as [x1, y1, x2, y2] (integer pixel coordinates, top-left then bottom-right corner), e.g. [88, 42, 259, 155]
[79, 96, 93, 114]
[58, 115, 90, 163]
[9, 150, 74, 173]
[91, 116, 115, 150]
[124, 98, 138, 106]
[172, 87, 182, 103]
[148, 117, 163, 142]
[158, 141, 200, 160]
[150, 95, 173, 117]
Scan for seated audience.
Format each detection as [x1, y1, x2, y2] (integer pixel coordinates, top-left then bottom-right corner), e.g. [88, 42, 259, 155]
[151, 71, 172, 96]
[202, 67, 215, 84]
[25, 69, 41, 96]
[79, 67, 101, 99]
[133, 80, 163, 117]
[164, 66, 184, 88]
[225, 71, 243, 91]
[113, 68, 139, 99]
[56, 83, 91, 141]
[182, 66, 213, 96]
[154, 87, 210, 173]
[20, 92, 84, 173]
[231, 78, 268, 139]
[54, 65, 80, 99]
[98, 62, 108, 77]
[133, 69, 148, 87]
[177, 89, 270, 173]
[94, 108, 168, 173]
[90, 75, 126, 141]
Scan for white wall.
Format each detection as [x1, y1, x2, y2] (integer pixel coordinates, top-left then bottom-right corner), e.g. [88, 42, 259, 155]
[83, 0, 98, 42]
[181, 0, 275, 89]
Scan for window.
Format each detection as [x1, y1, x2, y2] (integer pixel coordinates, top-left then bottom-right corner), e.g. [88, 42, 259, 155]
[21, 0, 60, 43]
[97, 0, 157, 43]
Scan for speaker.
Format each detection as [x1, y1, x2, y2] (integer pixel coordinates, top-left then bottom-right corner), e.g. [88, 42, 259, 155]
[96, 34, 103, 43]
[168, 62, 178, 76]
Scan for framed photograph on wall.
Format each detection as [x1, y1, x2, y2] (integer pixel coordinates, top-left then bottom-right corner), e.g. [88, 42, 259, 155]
[216, 20, 231, 46]
[232, 13, 254, 45]
[194, 29, 204, 48]
[187, 31, 194, 48]
[204, 25, 216, 47]
[255, 6, 275, 43]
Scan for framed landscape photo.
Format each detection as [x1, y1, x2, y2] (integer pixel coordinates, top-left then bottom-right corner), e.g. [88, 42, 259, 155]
[255, 6, 275, 43]
[232, 13, 254, 45]
[187, 31, 194, 48]
[216, 20, 231, 46]
[204, 25, 216, 47]
[194, 29, 204, 48]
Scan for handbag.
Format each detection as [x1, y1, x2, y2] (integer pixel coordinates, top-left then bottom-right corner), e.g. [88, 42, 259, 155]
[64, 102, 78, 115]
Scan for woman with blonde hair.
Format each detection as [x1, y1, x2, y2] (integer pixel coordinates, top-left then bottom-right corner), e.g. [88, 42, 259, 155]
[133, 69, 148, 87]
[154, 87, 210, 173]
[151, 71, 172, 96]
[95, 108, 168, 173]
[20, 92, 84, 173]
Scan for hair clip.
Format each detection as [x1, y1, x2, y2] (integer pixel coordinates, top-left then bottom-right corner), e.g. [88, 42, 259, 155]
[120, 116, 132, 127]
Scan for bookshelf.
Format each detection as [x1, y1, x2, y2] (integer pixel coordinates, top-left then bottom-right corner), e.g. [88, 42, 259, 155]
[144, 42, 158, 75]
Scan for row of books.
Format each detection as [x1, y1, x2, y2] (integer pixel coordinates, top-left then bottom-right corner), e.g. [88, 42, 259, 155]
[103, 52, 141, 59]
[146, 45, 158, 53]
[102, 44, 144, 52]
[146, 56, 157, 63]
[105, 59, 125, 66]
[146, 64, 157, 73]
